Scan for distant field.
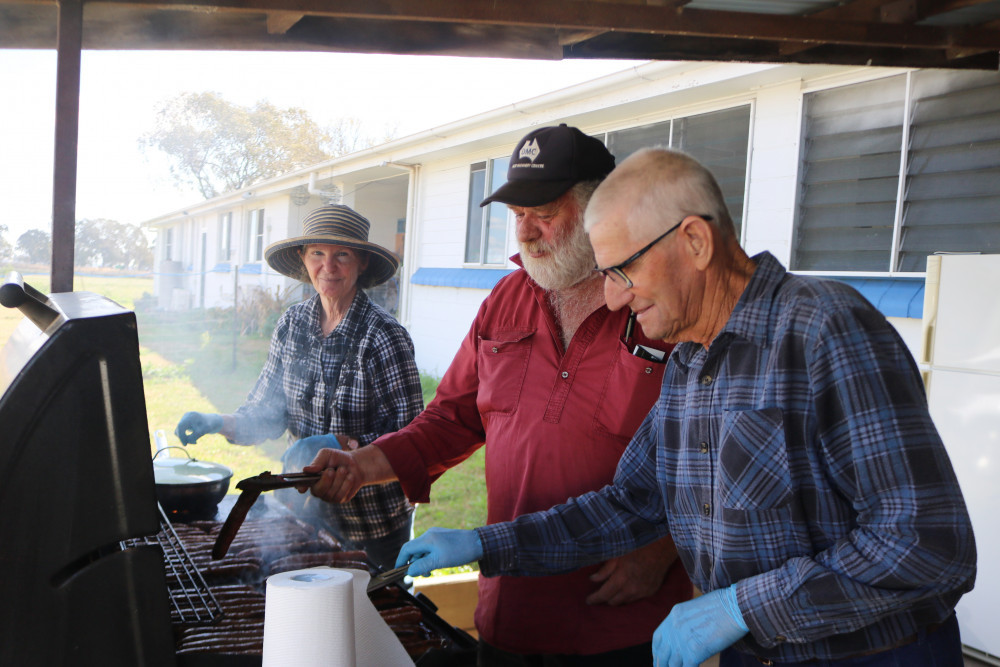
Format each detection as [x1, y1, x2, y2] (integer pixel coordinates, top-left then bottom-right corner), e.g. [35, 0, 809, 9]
[1, 271, 487, 540]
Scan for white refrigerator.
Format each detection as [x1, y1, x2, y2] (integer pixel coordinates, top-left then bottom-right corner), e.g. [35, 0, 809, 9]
[921, 253, 1000, 661]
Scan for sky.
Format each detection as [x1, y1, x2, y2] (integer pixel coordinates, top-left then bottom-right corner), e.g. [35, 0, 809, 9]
[0, 49, 642, 244]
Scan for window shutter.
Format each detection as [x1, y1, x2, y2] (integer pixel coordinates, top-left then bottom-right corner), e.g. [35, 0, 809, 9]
[897, 70, 1000, 271]
[674, 106, 752, 238]
[793, 75, 906, 271]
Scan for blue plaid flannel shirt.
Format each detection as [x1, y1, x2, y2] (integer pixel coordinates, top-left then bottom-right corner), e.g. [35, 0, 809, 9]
[478, 252, 975, 662]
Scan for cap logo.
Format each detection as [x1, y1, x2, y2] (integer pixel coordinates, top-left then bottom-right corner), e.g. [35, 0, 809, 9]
[519, 138, 541, 163]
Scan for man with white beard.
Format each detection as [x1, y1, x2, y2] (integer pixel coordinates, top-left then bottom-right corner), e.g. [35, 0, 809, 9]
[302, 125, 692, 666]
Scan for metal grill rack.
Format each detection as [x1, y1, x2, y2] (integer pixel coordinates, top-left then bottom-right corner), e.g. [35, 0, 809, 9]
[123, 504, 223, 626]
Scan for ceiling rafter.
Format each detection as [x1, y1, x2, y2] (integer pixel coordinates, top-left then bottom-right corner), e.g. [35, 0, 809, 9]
[89, 0, 999, 52]
[265, 11, 304, 35]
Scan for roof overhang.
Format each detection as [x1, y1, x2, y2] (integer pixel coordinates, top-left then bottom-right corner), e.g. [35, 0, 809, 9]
[2, 0, 998, 70]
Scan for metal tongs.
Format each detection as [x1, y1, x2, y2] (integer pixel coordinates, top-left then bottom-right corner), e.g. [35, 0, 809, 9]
[366, 561, 412, 594]
[211, 471, 321, 560]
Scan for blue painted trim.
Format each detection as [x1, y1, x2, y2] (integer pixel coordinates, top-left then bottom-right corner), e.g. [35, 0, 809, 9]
[410, 267, 515, 290]
[239, 263, 262, 275]
[407, 269, 924, 318]
[211, 262, 231, 273]
[831, 277, 925, 319]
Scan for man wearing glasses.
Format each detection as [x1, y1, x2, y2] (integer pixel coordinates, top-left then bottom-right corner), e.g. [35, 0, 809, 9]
[303, 126, 692, 666]
[394, 147, 976, 666]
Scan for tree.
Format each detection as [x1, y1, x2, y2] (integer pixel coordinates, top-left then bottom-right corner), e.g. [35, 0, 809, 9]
[140, 92, 337, 199]
[16, 229, 51, 264]
[0, 224, 12, 261]
[75, 218, 153, 270]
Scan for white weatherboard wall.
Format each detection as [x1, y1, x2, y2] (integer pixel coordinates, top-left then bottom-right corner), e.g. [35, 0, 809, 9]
[408, 284, 492, 377]
[406, 149, 519, 374]
[741, 79, 803, 264]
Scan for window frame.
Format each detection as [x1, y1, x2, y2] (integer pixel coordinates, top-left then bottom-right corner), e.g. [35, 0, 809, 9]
[218, 211, 232, 262]
[791, 70, 1000, 276]
[464, 156, 511, 266]
[600, 102, 754, 243]
[246, 208, 264, 263]
[163, 227, 174, 262]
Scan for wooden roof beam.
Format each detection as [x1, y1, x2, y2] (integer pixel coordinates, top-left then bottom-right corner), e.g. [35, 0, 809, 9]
[266, 10, 304, 34]
[91, 0, 1000, 53]
[781, 0, 1000, 56]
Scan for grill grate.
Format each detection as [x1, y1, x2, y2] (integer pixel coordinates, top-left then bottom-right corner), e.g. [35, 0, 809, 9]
[123, 504, 223, 626]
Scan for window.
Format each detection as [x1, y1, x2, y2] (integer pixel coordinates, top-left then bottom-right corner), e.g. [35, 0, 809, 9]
[605, 106, 752, 240]
[246, 208, 264, 262]
[164, 227, 174, 261]
[465, 157, 510, 265]
[218, 212, 232, 262]
[793, 77, 905, 271]
[792, 71, 1000, 272]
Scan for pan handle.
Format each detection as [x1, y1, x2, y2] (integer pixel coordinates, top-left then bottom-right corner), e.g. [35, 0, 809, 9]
[153, 446, 194, 461]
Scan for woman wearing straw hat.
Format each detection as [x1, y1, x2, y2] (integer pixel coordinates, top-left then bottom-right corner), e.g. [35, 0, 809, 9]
[174, 204, 423, 570]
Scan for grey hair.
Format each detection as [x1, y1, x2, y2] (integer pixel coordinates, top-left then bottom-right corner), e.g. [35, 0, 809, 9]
[569, 179, 602, 215]
[585, 147, 736, 239]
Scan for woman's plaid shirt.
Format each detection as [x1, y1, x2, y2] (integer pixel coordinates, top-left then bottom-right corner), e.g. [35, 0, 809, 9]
[231, 290, 423, 540]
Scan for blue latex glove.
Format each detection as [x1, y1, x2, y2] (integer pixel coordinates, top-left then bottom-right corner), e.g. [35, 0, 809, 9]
[395, 528, 483, 577]
[292, 434, 342, 451]
[652, 584, 749, 667]
[174, 412, 223, 445]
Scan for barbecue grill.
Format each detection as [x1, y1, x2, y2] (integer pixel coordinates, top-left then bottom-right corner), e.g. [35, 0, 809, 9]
[0, 273, 476, 666]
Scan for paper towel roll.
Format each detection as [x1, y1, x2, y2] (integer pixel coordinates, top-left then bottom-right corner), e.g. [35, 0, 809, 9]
[263, 567, 356, 667]
[263, 568, 415, 667]
[343, 569, 415, 667]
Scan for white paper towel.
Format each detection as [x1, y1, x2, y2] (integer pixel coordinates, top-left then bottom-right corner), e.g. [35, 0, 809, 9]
[263, 567, 415, 667]
[343, 569, 415, 667]
[263, 567, 356, 666]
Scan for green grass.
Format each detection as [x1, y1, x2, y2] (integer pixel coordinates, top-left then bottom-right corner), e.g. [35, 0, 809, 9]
[1, 271, 487, 543]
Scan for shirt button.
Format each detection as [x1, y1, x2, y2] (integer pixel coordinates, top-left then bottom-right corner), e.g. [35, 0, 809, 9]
[699, 441, 709, 454]
[561, 371, 569, 379]
[644, 367, 653, 374]
[702, 503, 711, 516]
[700, 374, 713, 386]
[492, 346, 498, 353]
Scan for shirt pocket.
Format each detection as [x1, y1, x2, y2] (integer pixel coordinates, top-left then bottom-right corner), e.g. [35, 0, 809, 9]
[717, 407, 793, 511]
[477, 329, 535, 416]
[594, 342, 666, 442]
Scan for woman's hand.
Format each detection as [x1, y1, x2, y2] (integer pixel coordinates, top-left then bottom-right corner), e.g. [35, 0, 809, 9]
[174, 412, 223, 445]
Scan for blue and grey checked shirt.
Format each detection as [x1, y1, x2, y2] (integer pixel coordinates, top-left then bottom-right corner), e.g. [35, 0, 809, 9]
[231, 290, 423, 541]
[478, 252, 976, 662]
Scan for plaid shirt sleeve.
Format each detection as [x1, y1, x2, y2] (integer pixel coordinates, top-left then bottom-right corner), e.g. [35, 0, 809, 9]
[228, 310, 294, 444]
[478, 409, 671, 576]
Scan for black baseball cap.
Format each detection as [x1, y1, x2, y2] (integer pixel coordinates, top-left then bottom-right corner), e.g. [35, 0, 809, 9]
[480, 124, 616, 208]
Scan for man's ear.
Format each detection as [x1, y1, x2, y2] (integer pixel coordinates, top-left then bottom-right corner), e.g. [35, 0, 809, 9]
[680, 216, 714, 271]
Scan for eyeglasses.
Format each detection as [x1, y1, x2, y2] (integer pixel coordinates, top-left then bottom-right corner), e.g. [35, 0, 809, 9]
[595, 215, 712, 289]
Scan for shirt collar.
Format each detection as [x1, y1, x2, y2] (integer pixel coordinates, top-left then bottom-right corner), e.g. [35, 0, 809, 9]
[673, 251, 785, 364]
[307, 289, 370, 339]
[717, 251, 786, 349]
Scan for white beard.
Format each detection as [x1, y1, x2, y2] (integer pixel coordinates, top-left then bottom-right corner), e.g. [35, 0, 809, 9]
[520, 219, 596, 291]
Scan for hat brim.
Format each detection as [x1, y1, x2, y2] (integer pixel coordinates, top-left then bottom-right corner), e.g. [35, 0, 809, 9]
[480, 178, 577, 208]
[265, 234, 399, 288]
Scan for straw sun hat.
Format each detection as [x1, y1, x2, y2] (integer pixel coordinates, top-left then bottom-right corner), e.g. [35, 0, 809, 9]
[265, 205, 400, 289]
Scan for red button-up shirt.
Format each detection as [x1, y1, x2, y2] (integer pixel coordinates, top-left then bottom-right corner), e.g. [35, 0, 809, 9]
[375, 260, 691, 654]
